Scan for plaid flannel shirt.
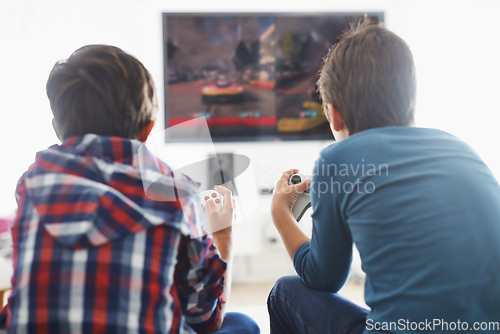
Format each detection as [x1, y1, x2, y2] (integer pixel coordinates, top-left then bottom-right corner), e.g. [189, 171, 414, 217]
[5, 134, 226, 333]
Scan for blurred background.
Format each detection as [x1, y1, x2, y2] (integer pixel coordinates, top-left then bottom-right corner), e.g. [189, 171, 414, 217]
[1, 1, 500, 332]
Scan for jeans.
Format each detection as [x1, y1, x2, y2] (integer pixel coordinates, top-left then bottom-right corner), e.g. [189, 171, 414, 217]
[0, 310, 260, 334]
[267, 275, 368, 334]
[215, 312, 261, 333]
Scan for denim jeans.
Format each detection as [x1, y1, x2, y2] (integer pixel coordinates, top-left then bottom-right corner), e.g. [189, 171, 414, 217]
[267, 275, 368, 334]
[0, 310, 260, 334]
[215, 312, 261, 333]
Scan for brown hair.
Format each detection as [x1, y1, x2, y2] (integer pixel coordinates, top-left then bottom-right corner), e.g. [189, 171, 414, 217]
[318, 20, 416, 135]
[46, 45, 157, 140]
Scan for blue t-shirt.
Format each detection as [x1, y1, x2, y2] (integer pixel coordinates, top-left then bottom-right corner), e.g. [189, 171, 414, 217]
[293, 126, 500, 332]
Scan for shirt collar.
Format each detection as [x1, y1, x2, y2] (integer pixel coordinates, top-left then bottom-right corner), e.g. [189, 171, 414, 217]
[61, 134, 142, 166]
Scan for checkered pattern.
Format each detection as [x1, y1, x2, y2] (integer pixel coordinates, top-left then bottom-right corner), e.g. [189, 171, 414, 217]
[4, 135, 226, 333]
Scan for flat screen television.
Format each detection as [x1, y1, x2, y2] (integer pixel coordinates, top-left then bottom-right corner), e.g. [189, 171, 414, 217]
[162, 12, 384, 142]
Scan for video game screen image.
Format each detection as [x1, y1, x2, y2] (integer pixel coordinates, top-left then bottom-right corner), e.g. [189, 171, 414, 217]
[163, 13, 383, 142]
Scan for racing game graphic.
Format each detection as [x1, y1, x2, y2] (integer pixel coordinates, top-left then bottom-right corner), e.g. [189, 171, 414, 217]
[163, 13, 382, 141]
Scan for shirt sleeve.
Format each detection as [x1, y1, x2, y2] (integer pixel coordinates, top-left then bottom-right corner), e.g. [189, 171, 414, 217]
[173, 233, 227, 333]
[293, 155, 353, 292]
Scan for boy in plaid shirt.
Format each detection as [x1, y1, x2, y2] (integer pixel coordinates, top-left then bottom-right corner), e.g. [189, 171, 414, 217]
[1, 45, 259, 333]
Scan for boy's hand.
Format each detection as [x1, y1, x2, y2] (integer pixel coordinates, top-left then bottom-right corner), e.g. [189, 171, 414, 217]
[206, 185, 235, 250]
[271, 169, 312, 260]
[205, 185, 236, 329]
[272, 169, 311, 220]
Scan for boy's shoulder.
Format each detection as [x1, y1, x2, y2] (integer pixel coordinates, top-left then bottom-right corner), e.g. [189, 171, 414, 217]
[14, 134, 202, 248]
[320, 126, 462, 163]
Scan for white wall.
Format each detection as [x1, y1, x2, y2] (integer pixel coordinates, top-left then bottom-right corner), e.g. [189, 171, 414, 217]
[1, 0, 500, 219]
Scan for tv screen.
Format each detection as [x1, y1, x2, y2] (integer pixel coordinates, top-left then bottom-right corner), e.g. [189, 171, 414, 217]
[163, 12, 384, 142]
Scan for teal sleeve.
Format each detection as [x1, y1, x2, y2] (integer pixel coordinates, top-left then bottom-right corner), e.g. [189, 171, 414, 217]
[292, 155, 353, 292]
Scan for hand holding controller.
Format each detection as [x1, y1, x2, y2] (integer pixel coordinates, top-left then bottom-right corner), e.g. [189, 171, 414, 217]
[198, 190, 224, 233]
[289, 174, 312, 222]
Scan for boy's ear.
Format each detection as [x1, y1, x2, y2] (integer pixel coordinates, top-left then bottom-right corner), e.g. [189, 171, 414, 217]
[326, 103, 346, 132]
[139, 120, 155, 142]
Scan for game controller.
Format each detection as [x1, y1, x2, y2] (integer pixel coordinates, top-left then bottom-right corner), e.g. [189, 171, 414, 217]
[289, 174, 312, 222]
[197, 190, 224, 233]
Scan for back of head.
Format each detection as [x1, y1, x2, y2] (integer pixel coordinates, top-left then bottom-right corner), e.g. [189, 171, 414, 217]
[47, 45, 157, 140]
[318, 20, 416, 135]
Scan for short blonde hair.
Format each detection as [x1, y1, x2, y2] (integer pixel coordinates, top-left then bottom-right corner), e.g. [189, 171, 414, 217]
[318, 20, 416, 135]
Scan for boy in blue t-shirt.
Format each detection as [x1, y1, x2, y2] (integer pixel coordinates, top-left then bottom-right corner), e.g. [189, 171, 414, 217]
[269, 20, 500, 334]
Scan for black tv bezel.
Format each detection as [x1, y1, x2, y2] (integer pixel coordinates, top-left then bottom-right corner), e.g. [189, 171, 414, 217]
[162, 12, 385, 143]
